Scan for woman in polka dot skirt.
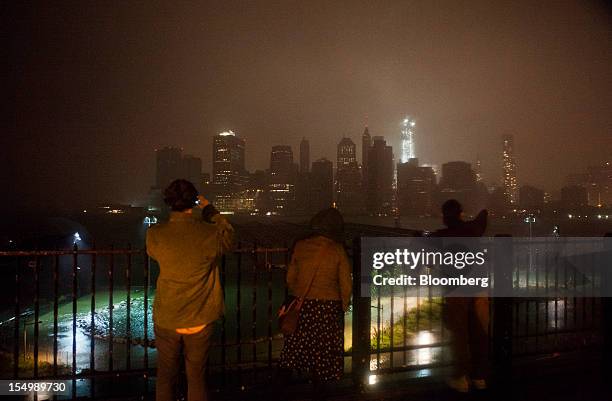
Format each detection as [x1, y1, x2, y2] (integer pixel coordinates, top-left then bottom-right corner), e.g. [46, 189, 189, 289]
[278, 208, 352, 401]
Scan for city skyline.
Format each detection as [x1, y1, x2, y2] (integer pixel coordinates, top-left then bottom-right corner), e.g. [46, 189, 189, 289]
[150, 131, 610, 217]
[5, 0, 612, 211]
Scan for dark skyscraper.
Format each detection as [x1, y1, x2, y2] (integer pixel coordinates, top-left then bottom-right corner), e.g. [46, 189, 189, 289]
[152, 147, 202, 211]
[270, 145, 294, 180]
[182, 154, 202, 191]
[310, 158, 334, 213]
[269, 145, 297, 215]
[438, 161, 478, 213]
[397, 159, 436, 217]
[300, 137, 310, 174]
[366, 136, 394, 215]
[156, 146, 183, 189]
[336, 137, 363, 215]
[212, 130, 246, 212]
[362, 126, 372, 194]
[440, 161, 476, 191]
[519, 185, 545, 212]
[561, 184, 588, 209]
[361, 126, 371, 169]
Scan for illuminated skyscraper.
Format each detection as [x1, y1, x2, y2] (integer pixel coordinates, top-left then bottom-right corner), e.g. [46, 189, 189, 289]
[212, 130, 246, 186]
[337, 137, 357, 168]
[400, 116, 416, 163]
[502, 135, 518, 204]
[212, 130, 246, 212]
[475, 157, 483, 182]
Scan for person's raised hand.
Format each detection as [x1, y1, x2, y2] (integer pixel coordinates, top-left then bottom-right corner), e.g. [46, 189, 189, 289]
[196, 195, 210, 209]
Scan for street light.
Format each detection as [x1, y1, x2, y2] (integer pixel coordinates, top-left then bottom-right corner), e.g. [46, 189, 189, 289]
[524, 214, 536, 272]
[524, 214, 536, 238]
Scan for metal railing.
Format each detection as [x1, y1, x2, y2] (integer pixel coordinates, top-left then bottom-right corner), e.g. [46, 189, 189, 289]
[0, 235, 608, 399]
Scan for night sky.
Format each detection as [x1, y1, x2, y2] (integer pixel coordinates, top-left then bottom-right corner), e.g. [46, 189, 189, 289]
[5, 1, 612, 212]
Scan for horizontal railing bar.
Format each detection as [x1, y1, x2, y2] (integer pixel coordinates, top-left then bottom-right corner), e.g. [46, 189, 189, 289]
[370, 340, 452, 354]
[0, 249, 144, 256]
[0, 247, 290, 257]
[512, 328, 602, 339]
[28, 368, 156, 381]
[371, 361, 454, 374]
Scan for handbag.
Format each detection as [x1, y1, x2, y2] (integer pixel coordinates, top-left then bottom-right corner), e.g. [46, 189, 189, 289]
[278, 251, 322, 336]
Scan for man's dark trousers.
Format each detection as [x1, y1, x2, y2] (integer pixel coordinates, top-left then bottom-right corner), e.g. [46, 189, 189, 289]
[154, 324, 214, 401]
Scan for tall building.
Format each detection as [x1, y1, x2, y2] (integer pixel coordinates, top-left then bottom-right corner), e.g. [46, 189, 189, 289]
[212, 130, 246, 186]
[270, 145, 294, 180]
[366, 136, 394, 215]
[212, 130, 247, 212]
[336, 137, 363, 215]
[337, 137, 357, 167]
[400, 116, 416, 163]
[587, 161, 612, 207]
[269, 145, 297, 215]
[200, 172, 211, 196]
[310, 158, 334, 213]
[182, 155, 202, 191]
[438, 161, 478, 214]
[156, 147, 202, 189]
[152, 147, 202, 212]
[440, 161, 476, 191]
[502, 135, 518, 204]
[156, 146, 183, 189]
[299, 137, 310, 174]
[362, 126, 371, 189]
[397, 159, 436, 217]
[475, 157, 483, 182]
[362, 126, 371, 169]
[244, 170, 269, 214]
[567, 161, 612, 207]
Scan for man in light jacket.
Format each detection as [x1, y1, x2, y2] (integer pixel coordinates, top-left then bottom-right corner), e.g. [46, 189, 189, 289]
[146, 179, 233, 401]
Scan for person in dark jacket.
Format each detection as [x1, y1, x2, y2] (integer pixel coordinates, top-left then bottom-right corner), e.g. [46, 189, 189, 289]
[277, 207, 352, 401]
[433, 199, 489, 393]
[146, 179, 233, 401]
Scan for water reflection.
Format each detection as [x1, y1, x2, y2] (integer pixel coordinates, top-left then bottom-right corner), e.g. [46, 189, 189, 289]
[416, 330, 434, 365]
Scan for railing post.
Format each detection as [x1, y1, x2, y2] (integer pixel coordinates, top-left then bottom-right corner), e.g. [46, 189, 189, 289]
[492, 234, 513, 391]
[351, 236, 370, 391]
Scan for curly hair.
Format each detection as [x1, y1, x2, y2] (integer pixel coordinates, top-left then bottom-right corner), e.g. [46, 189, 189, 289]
[163, 179, 198, 212]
